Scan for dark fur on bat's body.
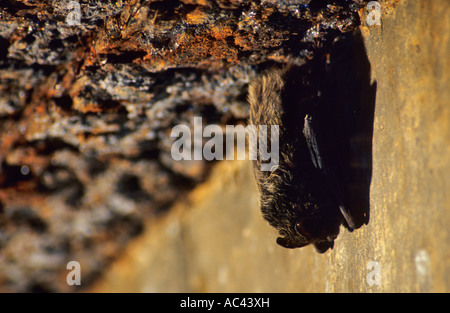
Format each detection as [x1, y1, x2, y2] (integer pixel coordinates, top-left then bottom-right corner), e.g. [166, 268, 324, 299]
[249, 60, 356, 253]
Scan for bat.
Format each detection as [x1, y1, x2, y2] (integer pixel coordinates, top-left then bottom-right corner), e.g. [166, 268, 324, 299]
[248, 53, 358, 253]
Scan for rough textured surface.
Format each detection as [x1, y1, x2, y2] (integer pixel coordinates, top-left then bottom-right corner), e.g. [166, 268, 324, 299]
[91, 0, 450, 293]
[0, 0, 372, 292]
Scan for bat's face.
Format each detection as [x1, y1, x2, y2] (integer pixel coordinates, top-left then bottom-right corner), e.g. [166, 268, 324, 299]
[262, 198, 342, 253]
[276, 215, 342, 253]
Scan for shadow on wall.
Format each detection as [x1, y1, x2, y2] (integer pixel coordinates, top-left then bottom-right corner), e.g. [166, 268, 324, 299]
[324, 30, 377, 229]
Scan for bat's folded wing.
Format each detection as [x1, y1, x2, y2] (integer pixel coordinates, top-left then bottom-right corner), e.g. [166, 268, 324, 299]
[303, 114, 356, 230]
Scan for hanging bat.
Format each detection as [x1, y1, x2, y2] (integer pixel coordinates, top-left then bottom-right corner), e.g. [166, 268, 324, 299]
[248, 54, 357, 253]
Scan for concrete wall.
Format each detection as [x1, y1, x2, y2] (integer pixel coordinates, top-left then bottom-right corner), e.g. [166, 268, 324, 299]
[91, 0, 450, 293]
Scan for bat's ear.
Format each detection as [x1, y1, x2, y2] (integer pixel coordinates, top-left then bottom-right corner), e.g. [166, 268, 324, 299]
[276, 236, 309, 249]
[314, 240, 334, 253]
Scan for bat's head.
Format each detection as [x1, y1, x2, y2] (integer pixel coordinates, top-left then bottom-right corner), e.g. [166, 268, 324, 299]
[261, 195, 343, 253]
[275, 214, 342, 253]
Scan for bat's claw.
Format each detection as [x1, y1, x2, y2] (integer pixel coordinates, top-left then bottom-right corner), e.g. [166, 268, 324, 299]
[339, 205, 356, 230]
